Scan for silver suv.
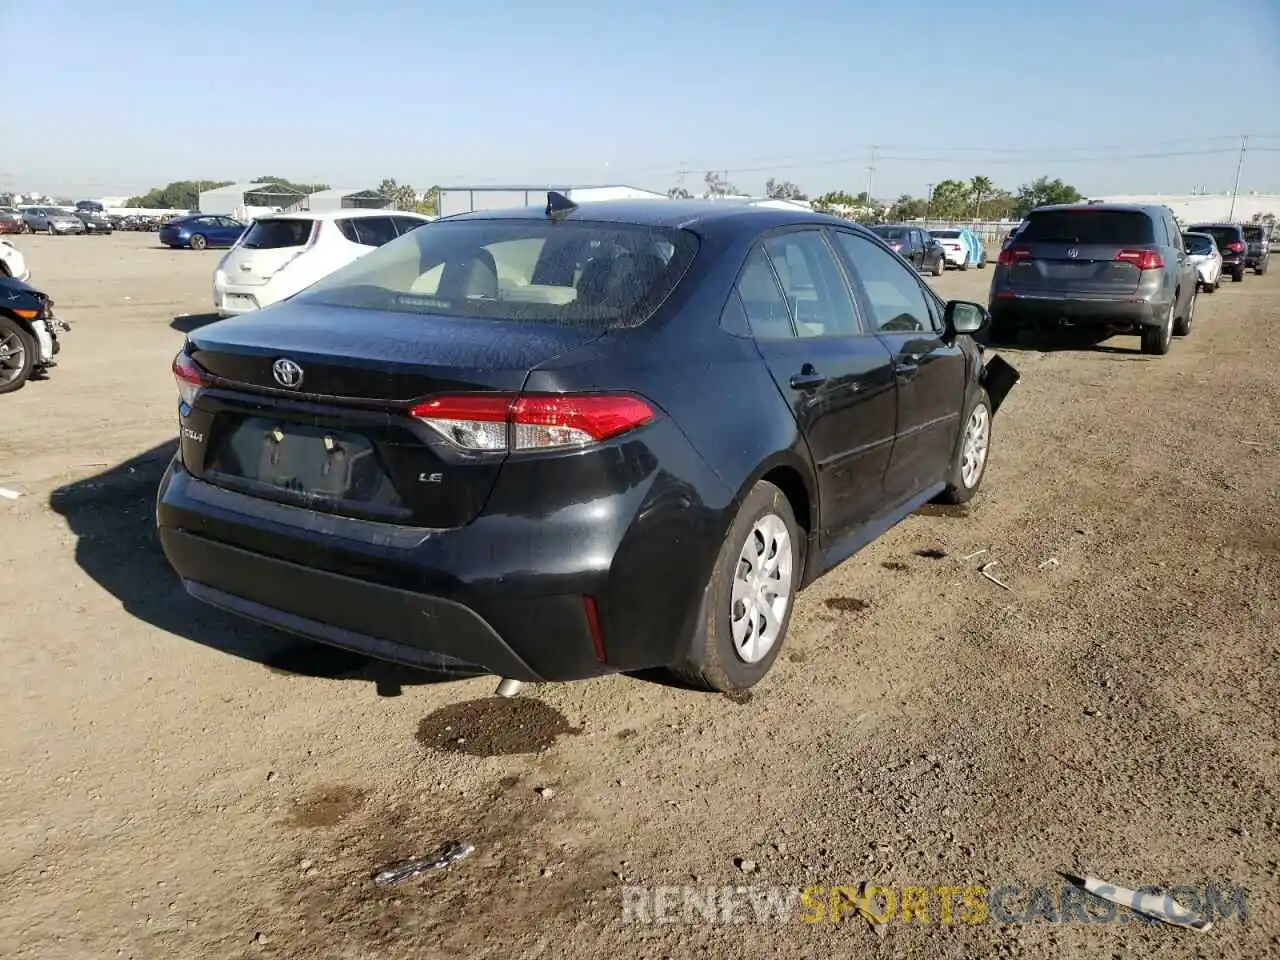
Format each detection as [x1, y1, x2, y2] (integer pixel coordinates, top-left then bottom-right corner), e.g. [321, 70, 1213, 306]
[20, 207, 86, 236]
[988, 203, 1199, 356]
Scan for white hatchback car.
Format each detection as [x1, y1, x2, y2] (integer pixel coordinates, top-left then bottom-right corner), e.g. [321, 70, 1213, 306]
[213, 209, 433, 317]
[0, 239, 30, 282]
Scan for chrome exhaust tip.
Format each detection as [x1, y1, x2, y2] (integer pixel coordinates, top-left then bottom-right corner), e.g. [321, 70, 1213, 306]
[494, 678, 524, 698]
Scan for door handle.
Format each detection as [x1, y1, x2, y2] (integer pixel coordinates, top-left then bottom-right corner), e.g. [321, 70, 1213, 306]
[789, 365, 827, 390]
[894, 352, 923, 378]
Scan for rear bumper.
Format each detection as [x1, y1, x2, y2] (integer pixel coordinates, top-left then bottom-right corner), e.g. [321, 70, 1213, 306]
[156, 446, 726, 682]
[989, 293, 1165, 329]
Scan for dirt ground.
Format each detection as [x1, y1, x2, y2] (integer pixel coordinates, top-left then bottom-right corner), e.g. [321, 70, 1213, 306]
[1, 231, 1277, 960]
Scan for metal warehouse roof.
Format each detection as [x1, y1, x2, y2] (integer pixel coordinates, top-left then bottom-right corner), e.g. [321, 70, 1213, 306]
[306, 188, 385, 200]
[207, 181, 307, 196]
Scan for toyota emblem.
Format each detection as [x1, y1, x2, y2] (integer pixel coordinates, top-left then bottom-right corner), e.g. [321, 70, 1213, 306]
[1066, 247, 1080, 259]
[272, 358, 304, 389]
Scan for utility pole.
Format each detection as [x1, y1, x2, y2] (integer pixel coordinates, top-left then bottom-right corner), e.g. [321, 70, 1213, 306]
[925, 183, 934, 221]
[1228, 135, 1248, 221]
[866, 145, 878, 207]
[676, 161, 689, 195]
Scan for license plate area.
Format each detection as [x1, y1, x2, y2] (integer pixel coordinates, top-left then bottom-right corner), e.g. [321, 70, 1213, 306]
[206, 415, 408, 518]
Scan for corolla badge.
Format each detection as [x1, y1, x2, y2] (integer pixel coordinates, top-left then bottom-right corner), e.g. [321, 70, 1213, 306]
[272, 357, 304, 389]
[1066, 247, 1080, 259]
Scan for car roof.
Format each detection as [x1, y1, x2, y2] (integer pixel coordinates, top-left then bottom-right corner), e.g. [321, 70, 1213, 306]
[1029, 203, 1162, 216]
[256, 208, 431, 222]
[439, 198, 845, 232]
[1186, 222, 1243, 229]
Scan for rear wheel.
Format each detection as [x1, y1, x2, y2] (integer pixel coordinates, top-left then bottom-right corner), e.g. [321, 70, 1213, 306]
[670, 480, 801, 694]
[932, 255, 945, 277]
[189, 234, 208, 251]
[1141, 301, 1174, 355]
[1231, 265, 1245, 282]
[1173, 287, 1197, 336]
[959, 257, 969, 271]
[46, 223, 56, 236]
[0, 316, 35, 394]
[1256, 260, 1268, 276]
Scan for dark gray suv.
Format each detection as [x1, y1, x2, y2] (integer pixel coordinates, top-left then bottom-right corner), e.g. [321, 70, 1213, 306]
[988, 203, 1199, 355]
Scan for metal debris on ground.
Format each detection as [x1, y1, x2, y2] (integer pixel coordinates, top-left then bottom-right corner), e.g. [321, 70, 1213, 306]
[1037, 557, 1060, 570]
[373, 841, 475, 885]
[959, 549, 989, 562]
[1076, 875, 1212, 932]
[978, 561, 1013, 591]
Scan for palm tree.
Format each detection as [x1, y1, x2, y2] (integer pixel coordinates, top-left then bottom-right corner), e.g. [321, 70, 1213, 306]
[969, 176, 993, 218]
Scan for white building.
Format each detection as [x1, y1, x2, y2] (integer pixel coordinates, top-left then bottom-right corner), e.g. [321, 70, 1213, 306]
[1086, 192, 1280, 223]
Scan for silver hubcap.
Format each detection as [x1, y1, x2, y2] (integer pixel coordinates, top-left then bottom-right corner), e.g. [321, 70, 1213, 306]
[960, 404, 990, 489]
[730, 514, 794, 664]
[0, 330, 26, 384]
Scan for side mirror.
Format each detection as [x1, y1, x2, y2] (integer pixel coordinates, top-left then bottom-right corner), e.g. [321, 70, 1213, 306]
[944, 300, 988, 337]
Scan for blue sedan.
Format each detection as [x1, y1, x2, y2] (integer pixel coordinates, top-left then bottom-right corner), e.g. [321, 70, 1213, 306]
[159, 214, 246, 250]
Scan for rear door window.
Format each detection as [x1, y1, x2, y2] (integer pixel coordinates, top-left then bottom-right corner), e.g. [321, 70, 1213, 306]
[761, 230, 858, 338]
[1019, 210, 1155, 245]
[241, 218, 313, 249]
[349, 216, 400, 247]
[392, 216, 428, 235]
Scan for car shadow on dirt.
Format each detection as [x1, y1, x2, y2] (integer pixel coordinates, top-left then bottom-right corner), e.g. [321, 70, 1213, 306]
[978, 326, 1152, 357]
[48, 441, 471, 696]
[171, 312, 222, 334]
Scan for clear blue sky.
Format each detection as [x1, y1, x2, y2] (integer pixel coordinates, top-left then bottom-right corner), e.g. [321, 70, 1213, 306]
[7, 0, 1280, 199]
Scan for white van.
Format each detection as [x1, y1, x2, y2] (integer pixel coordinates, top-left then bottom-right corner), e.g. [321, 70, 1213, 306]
[213, 209, 433, 317]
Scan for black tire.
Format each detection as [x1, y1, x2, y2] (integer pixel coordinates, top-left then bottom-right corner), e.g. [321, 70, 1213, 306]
[670, 480, 802, 694]
[959, 258, 969, 271]
[47, 223, 56, 236]
[977, 252, 987, 269]
[937, 388, 993, 505]
[0, 316, 36, 395]
[189, 233, 208, 251]
[932, 255, 945, 277]
[1173, 287, 1196, 337]
[1204, 280, 1217, 293]
[1256, 260, 1268, 276]
[1141, 300, 1174, 355]
[1231, 265, 1245, 282]
[21, 222, 32, 234]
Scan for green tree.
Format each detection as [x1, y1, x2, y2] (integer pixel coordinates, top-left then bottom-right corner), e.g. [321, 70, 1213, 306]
[1014, 176, 1083, 216]
[666, 186, 693, 199]
[969, 175, 994, 217]
[126, 179, 234, 209]
[888, 194, 928, 221]
[764, 178, 808, 201]
[377, 178, 419, 211]
[417, 185, 441, 216]
[250, 174, 330, 196]
[703, 171, 738, 197]
[812, 190, 860, 213]
[928, 179, 970, 219]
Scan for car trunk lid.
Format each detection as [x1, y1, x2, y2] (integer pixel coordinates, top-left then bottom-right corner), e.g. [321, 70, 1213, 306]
[180, 301, 604, 528]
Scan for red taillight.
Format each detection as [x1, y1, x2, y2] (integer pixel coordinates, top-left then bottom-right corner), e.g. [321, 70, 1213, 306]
[1115, 249, 1164, 270]
[409, 393, 655, 452]
[582, 596, 606, 661]
[172, 351, 206, 407]
[1226, 241, 1245, 253]
[997, 247, 1032, 266]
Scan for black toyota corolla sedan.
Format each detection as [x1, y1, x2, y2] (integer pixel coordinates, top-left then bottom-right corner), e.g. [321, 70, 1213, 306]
[156, 195, 1018, 696]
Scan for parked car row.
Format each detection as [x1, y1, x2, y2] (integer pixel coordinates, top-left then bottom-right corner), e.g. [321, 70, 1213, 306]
[157, 195, 1020, 699]
[988, 203, 1270, 355]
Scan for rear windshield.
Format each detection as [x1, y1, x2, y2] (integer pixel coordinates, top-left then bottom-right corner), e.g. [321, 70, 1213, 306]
[241, 218, 313, 249]
[1185, 234, 1214, 255]
[1189, 225, 1240, 250]
[295, 219, 699, 329]
[870, 226, 906, 241]
[930, 230, 961, 239]
[1243, 225, 1266, 242]
[1019, 210, 1154, 245]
